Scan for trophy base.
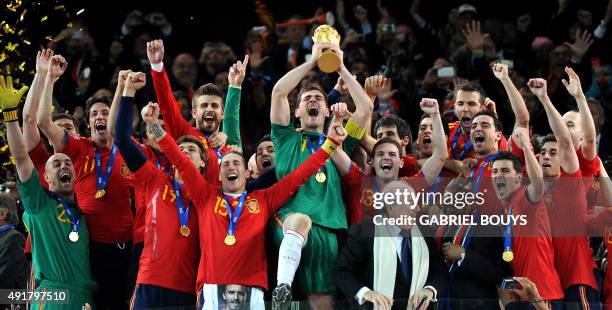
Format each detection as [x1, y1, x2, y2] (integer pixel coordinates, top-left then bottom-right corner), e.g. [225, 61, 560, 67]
[317, 51, 340, 73]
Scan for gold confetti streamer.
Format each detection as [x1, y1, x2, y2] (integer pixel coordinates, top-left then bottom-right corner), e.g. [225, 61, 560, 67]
[40, 16, 48, 22]
[76, 8, 84, 15]
[5, 42, 18, 52]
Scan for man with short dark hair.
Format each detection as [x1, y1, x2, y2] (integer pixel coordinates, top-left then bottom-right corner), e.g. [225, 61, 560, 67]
[528, 77, 601, 308]
[147, 39, 245, 186]
[269, 41, 373, 308]
[491, 133, 564, 305]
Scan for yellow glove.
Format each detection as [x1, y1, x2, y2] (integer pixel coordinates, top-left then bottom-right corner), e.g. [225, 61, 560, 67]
[0, 75, 28, 122]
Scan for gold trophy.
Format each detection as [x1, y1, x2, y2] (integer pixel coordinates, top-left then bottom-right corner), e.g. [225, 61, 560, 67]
[312, 25, 341, 73]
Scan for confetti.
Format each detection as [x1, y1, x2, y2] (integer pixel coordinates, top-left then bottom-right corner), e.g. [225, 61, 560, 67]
[19, 9, 26, 21]
[76, 8, 84, 15]
[54, 4, 65, 10]
[22, 39, 30, 45]
[0, 145, 7, 152]
[5, 42, 18, 52]
[40, 15, 47, 22]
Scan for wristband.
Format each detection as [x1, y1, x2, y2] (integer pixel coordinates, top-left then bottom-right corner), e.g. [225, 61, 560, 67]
[321, 138, 340, 155]
[2, 107, 19, 122]
[344, 118, 365, 140]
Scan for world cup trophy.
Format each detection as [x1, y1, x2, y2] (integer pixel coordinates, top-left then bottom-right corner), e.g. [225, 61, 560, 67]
[312, 25, 341, 73]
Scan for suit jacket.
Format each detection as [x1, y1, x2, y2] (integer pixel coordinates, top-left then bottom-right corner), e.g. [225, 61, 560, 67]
[0, 228, 28, 289]
[436, 222, 513, 310]
[333, 219, 446, 309]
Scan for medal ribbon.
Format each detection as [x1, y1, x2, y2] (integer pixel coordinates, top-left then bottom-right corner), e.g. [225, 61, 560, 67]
[451, 127, 472, 160]
[468, 152, 498, 194]
[173, 179, 190, 229]
[0, 224, 15, 233]
[224, 191, 248, 237]
[306, 135, 326, 175]
[156, 157, 171, 176]
[94, 144, 118, 193]
[56, 194, 81, 234]
[503, 207, 512, 254]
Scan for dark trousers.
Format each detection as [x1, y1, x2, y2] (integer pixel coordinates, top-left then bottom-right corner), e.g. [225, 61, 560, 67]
[90, 240, 132, 310]
[565, 284, 602, 310]
[131, 284, 196, 309]
[127, 242, 144, 298]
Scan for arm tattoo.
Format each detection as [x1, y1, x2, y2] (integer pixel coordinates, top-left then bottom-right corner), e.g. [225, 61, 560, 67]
[150, 122, 165, 138]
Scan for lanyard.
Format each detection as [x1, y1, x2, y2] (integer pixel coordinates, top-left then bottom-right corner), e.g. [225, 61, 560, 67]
[0, 224, 15, 233]
[426, 171, 445, 204]
[224, 191, 247, 237]
[503, 207, 512, 254]
[94, 144, 117, 192]
[451, 127, 472, 160]
[468, 153, 497, 194]
[306, 135, 326, 173]
[56, 195, 80, 233]
[173, 179, 190, 229]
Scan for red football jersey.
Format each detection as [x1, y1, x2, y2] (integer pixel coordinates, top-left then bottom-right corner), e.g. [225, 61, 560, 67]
[158, 134, 331, 291]
[151, 67, 220, 186]
[545, 170, 598, 290]
[505, 186, 564, 301]
[576, 147, 601, 178]
[399, 154, 419, 177]
[60, 135, 134, 243]
[132, 141, 173, 244]
[447, 121, 508, 160]
[133, 160, 200, 294]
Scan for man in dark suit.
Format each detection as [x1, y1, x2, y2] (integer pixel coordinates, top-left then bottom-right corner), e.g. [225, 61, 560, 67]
[434, 177, 513, 309]
[333, 180, 446, 310]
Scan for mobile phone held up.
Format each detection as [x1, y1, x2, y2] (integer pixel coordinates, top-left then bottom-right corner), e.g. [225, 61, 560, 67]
[501, 278, 519, 290]
[437, 67, 455, 78]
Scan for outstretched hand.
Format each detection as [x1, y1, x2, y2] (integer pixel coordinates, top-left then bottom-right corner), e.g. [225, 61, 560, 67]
[492, 63, 510, 82]
[0, 75, 29, 111]
[561, 66, 584, 98]
[48, 55, 68, 80]
[420, 98, 439, 115]
[36, 49, 54, 74]
[365, 75, 388, 98]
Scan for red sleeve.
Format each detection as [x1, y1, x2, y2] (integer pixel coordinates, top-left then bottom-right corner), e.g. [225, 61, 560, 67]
[399, 154, 419, 177]
[158, 134, 213, 211]
[342, 163, 365, 225]
[205, 148, 220, 185]
[151, 68, 204, 142]
[577, 148, 601, 177]
[587, 207, 612, 235]
[263, 148, 332, 213]
[28, 141, 51, 187]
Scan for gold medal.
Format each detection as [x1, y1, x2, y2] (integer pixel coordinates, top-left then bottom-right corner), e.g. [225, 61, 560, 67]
[180, 226, 191, 237]
[95, 189, 106, 199]
[502, 250, 514, 262]
[224, 234, 236, 246]
[315, 172, 326, 183]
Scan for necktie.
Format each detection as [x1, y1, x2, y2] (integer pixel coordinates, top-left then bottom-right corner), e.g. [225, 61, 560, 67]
[400, 229, 412, 286]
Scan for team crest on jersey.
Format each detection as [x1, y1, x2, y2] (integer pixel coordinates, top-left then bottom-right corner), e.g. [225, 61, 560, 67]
[245, 199, 260, 214]
[120, 164, 132, 178]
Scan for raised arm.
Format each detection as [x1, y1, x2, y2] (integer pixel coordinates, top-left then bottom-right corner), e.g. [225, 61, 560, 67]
[514, 128, 544, 202]
[562, 66, 597, 161]
[419, 98, 448, 185]
[223, 54, 249, 149]
[528, 78, 579, 174]
[114, 72, 148, 172]
[270, 43, 329, 125]
[142, 102, 210, 202]
[107, 69, 132, 139]
[492, 63, 530, 130]
[328, 103, 353, 176]
[1, 75, 33, 181]
[22, 49, 53, 151]
[147, 39, 197, 139]
[36, 55, 69, 151]
[335, 47, 373, 128]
